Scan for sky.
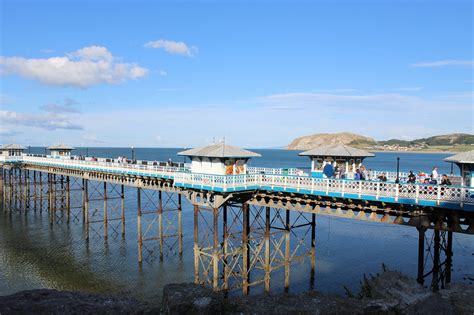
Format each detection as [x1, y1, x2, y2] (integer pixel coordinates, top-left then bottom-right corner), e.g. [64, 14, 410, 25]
[0, 0, 473, 148]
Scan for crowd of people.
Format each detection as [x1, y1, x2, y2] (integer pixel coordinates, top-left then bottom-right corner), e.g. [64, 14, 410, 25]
[331, 163, 453, 186]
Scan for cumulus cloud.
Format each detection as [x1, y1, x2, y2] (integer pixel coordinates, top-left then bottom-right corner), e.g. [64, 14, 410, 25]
[411, 60, 474, 67]
[40, 98, 80, 113]
[144, 39, 195, 57]
[0, 46, 148, 88]
[0, 110, 82, 130]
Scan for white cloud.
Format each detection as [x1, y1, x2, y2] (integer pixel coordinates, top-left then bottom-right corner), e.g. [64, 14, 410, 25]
[40, 98, 80, 113]
[0, 46, 148, 88]
[411, 60, 474, 67]
[144, 39, 195, 57]
[69, 45, 113, 61]
[159, 70, 168, 76]
[0, 110, 82, 130]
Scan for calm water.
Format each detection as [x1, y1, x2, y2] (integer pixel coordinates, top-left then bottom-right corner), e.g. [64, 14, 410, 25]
[0, 148, 472, 303]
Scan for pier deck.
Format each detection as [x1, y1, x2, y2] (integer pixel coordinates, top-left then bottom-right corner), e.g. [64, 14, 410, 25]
[2, 154, 473, 212]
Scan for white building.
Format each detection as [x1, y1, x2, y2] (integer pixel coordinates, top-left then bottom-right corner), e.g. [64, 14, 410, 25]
[445, 150, 474, 187]
[178, 143, 261, 175]
[48, 144, 74, 158]
[0, 144, 25, 157]
[299, 144, 374, 179]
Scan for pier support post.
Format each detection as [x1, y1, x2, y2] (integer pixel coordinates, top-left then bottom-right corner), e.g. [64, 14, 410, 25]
[445, 231, 453, 284]
[213, 207, 219, 291]
[84, 179, 89, 240]
[39, 171, 43, 213]
[194, 204, 199, 284]
[104, 182, 108, 239]
[242, 203, 250, 295]
[33, 171, 37, 212]
[66, 176, 70, 224]
[137, 187, 143, 263]
[310, 213, 316, 290]
[121, 185, 125, 237]
[264, 206, 271, 293]
[416, 227, 426, 285]
[284, 209, 290, 293]
[222, 205, 229, 291]
[25, 169, 30, 211]
[432, 230, 441, 292]
[158, 191, 164, 260]
[178, 194, 183, 256]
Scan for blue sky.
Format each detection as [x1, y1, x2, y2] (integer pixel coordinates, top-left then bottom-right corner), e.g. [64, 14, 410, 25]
[0, 0, 472, 148]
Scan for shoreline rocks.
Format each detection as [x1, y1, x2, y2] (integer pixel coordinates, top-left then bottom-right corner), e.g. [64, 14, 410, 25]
[1, 271, 473, 314]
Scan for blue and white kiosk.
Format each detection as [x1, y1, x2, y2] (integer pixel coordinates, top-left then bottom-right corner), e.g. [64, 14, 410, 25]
[48, 144, 74, 158]
[299, 144, 374, 179]
[445, 150, 474, 188]
[0, 144, 25, 157]
[178, 143, 261, 175]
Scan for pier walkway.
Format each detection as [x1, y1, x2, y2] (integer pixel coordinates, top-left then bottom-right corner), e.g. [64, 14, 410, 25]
[2, 154, 473, 212]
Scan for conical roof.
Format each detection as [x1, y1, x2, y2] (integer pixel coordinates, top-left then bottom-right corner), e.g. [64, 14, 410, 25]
[0, 144, 26, 150]
[48, 144, 74, 150]
[299, 144, 374, 158]
[178, 143, 261, 158]
[444, 150, 474, 164]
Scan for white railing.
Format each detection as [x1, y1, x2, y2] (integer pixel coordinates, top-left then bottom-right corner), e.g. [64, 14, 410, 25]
[2, 155, 472, 207]
[16, 155, 188, 177]
[247, 166, 308, 176]
[172, 172, 474, 206]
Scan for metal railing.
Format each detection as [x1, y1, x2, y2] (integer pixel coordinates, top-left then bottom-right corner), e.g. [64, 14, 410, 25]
[1, 155, 472, 207]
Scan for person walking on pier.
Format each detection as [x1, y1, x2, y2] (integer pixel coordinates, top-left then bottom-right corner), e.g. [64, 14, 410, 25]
[431, 167, 439, 184]
[407, 171, 416, 183]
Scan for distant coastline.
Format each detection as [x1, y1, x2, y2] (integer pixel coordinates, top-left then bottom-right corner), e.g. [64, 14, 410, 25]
[286, 132, 474, 153]
[369, 150, 455, 154]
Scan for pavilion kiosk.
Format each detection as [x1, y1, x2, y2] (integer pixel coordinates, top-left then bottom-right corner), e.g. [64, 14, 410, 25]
[445, 150, 474, 187]
[0, 144, 26, 157]
[299, 144, 374, 179]
[48, 144, 74, 158]
[178, 143, 261, 175]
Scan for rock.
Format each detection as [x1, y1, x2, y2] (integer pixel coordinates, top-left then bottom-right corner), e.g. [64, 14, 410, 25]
[438, 283, 474, 315]
[366, 271, 432, 308]
[365, 271, 474, 315]
[162, 283, 225, 314]
[0, 289, 157, 314]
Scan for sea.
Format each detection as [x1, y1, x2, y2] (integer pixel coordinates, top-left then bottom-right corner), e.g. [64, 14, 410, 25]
[0, 148, 472, 303]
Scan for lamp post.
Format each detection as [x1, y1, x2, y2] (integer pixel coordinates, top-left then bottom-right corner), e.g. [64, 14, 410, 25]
[395, 156, 400, 183]
[86, 147, 89, 157]
[131, 146, 135, 161]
